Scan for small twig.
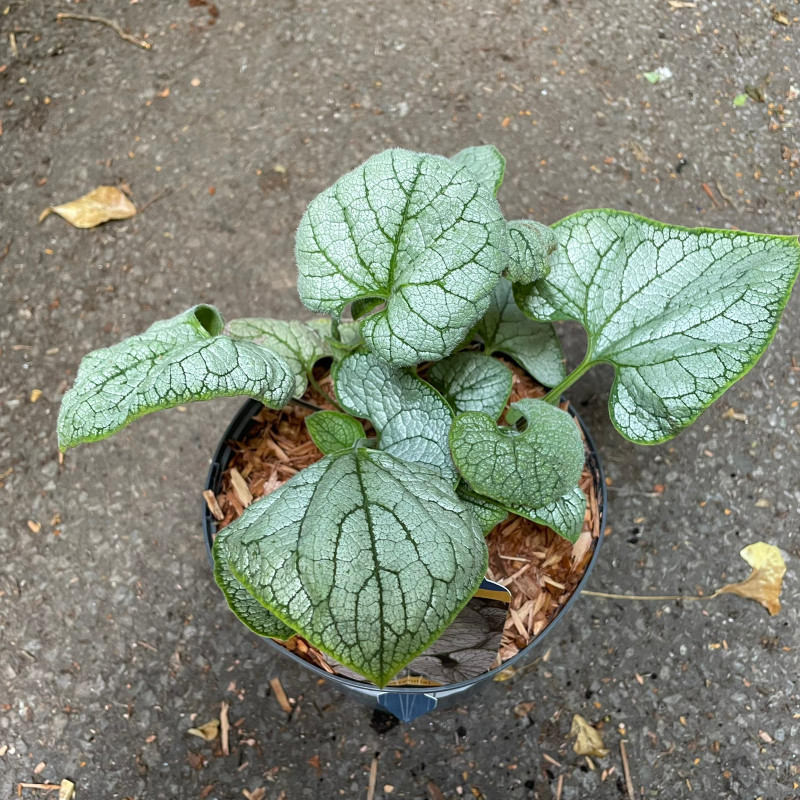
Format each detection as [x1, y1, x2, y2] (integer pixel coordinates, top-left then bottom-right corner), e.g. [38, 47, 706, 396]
[269, 677, 293, 714]
[9, 32, 18, 58]
[137, 187, 172, 214]
[583, 589, 709, 602]
[366, 756, 378, 800]
[701, 182, 721, 208]
[715, 180, 734, 205]
[619, 740, 635, 799]
[55, 12, 152, 50]
[219, 701, 230, 756]
[16, 784, 61, 794]
[555, 773, 564, 800]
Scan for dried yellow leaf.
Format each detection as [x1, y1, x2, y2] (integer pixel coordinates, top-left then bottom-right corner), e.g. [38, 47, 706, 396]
[59, 779, 76, 800]
[40, 186, 136, 229]
[187, 719, 219, 741]
[569, 714, 609, 758]
[715, 542, 786, 615]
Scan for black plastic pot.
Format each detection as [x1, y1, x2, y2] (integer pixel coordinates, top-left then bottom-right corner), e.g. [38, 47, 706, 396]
[203, 398, 606, 723]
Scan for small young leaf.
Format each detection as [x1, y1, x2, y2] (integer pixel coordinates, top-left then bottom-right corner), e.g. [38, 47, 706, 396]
[732, 93, 749, 108]
[295, 148, 508, 366]
[57, 306, 295, 450]
[427, 352, 513, 420]
[515, 210, 800, 443]
[305, 410, 366, 454]
[456, 486, 509, 534]
[450, 144, 506, 195]
[213, 448, 488, 687]
[450, 398, 585, 509]
[334, 351, 457, 483]
[224, 317, 332, 398]
[214, 561, 295, 640]
[476, 278, 566, 387]
[505, 220, 557, 284]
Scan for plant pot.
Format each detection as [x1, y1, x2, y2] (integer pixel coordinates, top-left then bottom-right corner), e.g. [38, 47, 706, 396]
[202, 398, 607, 723]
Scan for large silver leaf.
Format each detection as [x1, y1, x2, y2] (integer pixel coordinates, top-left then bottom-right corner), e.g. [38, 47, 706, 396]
[295, 148, 508, 366]
[334, 351, 457, 483]
[515, 210, 800, 443]
[58, 306, 294, 450]
[477, 278, 566, 387]
[213, 448, 487, 687]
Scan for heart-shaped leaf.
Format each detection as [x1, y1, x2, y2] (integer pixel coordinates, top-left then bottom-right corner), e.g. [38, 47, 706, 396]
[476, 278, 566, 387]
[295, 148, 508, 366]
[450, 398, 585, 509]
[334, 351, 457, 483]
[450, 144, 506, 195]
[224, 317, 332, 398]
[305, 410, 366, 454]
[427, 352, 513, 420]
[214, 561, 295, 639]
[505, 219, 558, 284]
[515, 210, 800, 443]
[458, 484, 586, 542]
[213, 448, 488, 687]
[57, 306, 295, 451]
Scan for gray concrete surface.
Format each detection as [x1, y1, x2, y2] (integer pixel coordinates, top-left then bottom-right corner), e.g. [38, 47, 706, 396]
[1, 1, 799, 798]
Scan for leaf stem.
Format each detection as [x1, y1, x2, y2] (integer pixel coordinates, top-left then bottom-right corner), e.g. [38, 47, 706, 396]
[583, 589, 720, 602]
[542, 357, 595, 404]
[308, 372, 342, 411]
[330, 316, 341, 343]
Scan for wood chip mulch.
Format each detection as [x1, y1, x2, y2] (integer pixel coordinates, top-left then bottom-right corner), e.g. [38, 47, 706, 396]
[209, 364, 600, 681]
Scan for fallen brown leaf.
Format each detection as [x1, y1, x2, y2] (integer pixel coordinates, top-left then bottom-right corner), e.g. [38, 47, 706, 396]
[715, 542, 786, 615]
[59, 779, 76, 800]
[40, 186, 136, 228]
[771, 8, 791, 25]
[187, 719, 219, 741]
[569, 714, 610, 757]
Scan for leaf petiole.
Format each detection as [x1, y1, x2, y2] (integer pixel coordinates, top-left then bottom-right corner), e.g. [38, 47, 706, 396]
[542, 356, 594, 404]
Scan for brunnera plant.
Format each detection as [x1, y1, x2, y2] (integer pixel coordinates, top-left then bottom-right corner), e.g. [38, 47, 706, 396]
[57, 146, 800, 687]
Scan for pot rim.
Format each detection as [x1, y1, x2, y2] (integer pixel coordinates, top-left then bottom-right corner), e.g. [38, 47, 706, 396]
[202, 397, 607, 694]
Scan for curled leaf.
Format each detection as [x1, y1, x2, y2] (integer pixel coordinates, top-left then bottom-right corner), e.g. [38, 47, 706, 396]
[187, 719, 220, 741]
[715, 542, 786, 615]
[40, 186, 137, 228]
[569, 714, 609, 758]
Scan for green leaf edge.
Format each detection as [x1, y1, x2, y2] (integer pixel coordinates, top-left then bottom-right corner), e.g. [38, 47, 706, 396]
[517, 209, 800, 445]
[213, 558, 296, 640]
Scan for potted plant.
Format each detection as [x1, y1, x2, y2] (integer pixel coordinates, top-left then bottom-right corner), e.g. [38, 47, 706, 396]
[58, 146, 799, 722]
